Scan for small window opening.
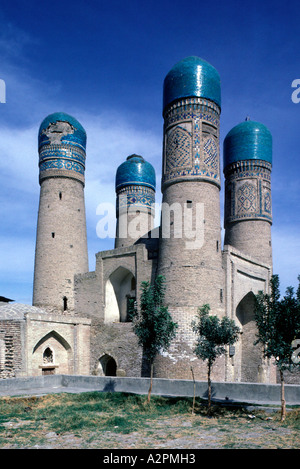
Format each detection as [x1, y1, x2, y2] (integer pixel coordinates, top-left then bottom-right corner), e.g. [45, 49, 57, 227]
[216, 240, 219, 252]
[43, 347, 53, 364]
[59, 192, 62, 200]
[52, 232, 55, 238]
[220, 289, 223, 303]
[63, 296, 68, 311]
[186, 200, 192, 208]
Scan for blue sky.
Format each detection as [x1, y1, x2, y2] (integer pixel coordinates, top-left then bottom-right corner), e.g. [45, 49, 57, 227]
[0, 0, 299, 304]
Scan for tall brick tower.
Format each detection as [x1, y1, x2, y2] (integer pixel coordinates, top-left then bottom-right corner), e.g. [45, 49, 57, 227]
[33, 112, 89, 311]
[223, 119, 273, 266]
[115, 154, 156, 248]
[156, 56, 225, 379]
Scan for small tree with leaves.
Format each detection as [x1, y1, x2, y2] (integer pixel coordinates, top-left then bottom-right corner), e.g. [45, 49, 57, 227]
[254, 274, 300, 421]
[130, 275, 178, 402]
[191, 304, 240, 414]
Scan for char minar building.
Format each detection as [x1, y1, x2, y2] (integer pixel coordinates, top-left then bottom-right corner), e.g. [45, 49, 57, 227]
[1, 56, 279, 384]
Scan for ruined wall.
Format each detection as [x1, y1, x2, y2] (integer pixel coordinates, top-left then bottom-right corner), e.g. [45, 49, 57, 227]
[0, 320, 26, 378]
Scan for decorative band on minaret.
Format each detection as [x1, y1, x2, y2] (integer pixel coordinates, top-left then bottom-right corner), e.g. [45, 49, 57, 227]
[33, 112, 89, 311]
[38, 112, 87, 185]
[162, 55, 221, 190]
[223, 119, 273, 266]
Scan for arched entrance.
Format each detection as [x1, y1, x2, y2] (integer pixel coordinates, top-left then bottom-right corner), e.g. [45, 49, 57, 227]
[236, 292, 263, 382]
[98, 354, 117, 376]
[104, 267, 136, 322]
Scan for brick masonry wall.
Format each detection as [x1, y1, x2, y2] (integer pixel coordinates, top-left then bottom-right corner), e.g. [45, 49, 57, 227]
[153, 306, 226, 381]
[0, 321, 25, 378]
[90, 319, 143, 377]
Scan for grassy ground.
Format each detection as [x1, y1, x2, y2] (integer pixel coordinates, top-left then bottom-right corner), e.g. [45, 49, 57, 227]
[0, 391, 299, 449]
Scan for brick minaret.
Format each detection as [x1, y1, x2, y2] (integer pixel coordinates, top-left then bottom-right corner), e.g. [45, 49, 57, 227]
[156, 56, 225, 379]
[115, 154, 156, 248]
[33, 112, 89, 311]
[223, 119, 273, 266]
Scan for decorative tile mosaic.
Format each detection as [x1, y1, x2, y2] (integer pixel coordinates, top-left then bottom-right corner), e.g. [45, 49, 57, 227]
[39, 159, 84, 175]
[165, 125, 192, 172]
[264, 191, 272, 213]
[224, 160, 272, 223]
[39, 144, 86, 169]
[162, 97, 220, 187]
[117, 185, 155, 211]
[203, 136, 218, 171]
[237, 182, 257, 214]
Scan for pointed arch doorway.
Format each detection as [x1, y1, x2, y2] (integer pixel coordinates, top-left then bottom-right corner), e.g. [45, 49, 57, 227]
[104, 266, 136, 322]
[236, 292, 263, 382]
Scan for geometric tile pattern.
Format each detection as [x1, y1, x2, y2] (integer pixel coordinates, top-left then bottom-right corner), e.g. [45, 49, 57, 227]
[264, 191, 271, 213]
[237, 182, 257, 213]
[162, 97, 221, 187]
[39, 144, 86, 175]
[117, 185, 155, 211]
[203, 136, 218, 170]
[39, 159, 85, 175]
[166, 126, 192, 172]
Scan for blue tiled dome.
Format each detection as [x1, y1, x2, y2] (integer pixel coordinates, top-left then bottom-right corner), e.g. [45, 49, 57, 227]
[115, 155, 156, 192]
[38, 112, 86, 151]
[163, 56, 221, 112]
[38, 112, 87, 178]
[223, 120, 272, 168]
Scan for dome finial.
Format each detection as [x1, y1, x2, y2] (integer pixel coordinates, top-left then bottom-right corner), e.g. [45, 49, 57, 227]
[245, 116, 250, 121]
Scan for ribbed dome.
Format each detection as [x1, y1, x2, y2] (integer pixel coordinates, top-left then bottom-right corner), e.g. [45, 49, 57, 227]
[163, 56, 221, 112]
[115, 155, 156, 192]
[223, 120, 272, 169]
[38, 112, 86, 151]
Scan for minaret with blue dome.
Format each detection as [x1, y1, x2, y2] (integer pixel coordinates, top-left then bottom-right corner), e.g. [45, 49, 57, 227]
[156, 56, 225, 380]
[223, 118, 273, 266]
[115, 154, 156, 248]
[33, 112, 89, 311]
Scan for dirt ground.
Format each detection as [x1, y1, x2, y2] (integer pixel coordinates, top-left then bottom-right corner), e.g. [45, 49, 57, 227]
[1, 412, 299, 450]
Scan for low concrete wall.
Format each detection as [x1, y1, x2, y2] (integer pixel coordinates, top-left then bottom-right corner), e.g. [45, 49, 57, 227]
[0, 374, 299, 405]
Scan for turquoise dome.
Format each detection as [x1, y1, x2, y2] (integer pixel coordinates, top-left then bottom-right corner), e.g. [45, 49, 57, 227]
[163, 56, 221, 112]
[38, 112, 86, 151]
[223, 120, 272, 168]
[115, 155, 156, 192]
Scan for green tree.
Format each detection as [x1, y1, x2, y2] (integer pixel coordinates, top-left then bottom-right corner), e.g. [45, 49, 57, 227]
[131, 275, 178, 402]
[191, 304, 240, 414]
[254, 274, 300, 421]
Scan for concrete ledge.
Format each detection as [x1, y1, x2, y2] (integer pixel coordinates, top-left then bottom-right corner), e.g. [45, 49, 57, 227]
[0, 375, 299, 405]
